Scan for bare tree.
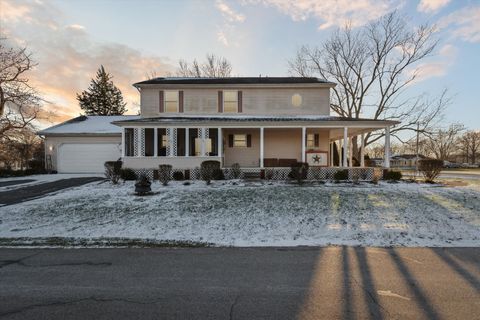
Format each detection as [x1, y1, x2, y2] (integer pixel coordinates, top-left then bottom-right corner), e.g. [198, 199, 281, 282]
[0, 37, 43, 137]
[424, 124, 464, 160]
[459, 131, 480, 164]
[289, 12, 448, 160]
[176, 53, 232, 77]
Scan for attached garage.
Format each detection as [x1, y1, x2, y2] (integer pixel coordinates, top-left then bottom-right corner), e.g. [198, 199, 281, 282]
[57, 143, 121, 173]
[38, 115, 139, 173]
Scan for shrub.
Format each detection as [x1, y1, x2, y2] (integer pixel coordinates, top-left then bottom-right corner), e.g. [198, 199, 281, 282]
[104, 161, 122, 184]
[173, 170, 184, 181]
[230, 163, 241, 179]
[200, 160, 221, 185]
[28, 159, 44, 171]
[265, 169, 274, 180]
[334, 169, 349, 181]
[134, 173, 152, 195]
[418, 159, 443, 183]
[289, 162, 309, 184]
[383, 170, 402, 181]
[120, 168, 137, 181]
[213, 168, 225, 180]
[158, 164, 172, 186]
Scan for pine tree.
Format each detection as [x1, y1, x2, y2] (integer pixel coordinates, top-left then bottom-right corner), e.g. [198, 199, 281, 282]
[77, 66, 127, 115]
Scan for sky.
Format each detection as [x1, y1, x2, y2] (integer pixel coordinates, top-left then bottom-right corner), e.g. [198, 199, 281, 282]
[0, 0, 479, 132]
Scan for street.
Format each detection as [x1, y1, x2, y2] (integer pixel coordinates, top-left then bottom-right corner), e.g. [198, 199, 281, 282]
[0, 247, 479, 319]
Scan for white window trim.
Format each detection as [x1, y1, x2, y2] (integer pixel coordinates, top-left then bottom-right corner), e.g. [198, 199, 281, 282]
[223, 90, 238, 113]
[164, 90, 179, 113]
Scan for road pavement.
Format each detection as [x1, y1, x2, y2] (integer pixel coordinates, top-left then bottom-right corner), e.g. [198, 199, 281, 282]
[0, 247, 479, 319]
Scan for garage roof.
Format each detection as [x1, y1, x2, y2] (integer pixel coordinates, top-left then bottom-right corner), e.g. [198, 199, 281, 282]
[38, 115, 140, 136]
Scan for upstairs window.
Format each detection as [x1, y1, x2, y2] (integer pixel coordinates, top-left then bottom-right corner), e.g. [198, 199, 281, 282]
[165, 91, 178, 113]
[223, 90, 238, 113]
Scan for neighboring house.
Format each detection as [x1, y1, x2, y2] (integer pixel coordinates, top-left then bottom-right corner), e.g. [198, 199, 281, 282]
[390, 154, 428, 168]
[39, 77, 398, 174]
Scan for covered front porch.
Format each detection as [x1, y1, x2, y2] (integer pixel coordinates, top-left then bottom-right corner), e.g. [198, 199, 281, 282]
[117, 123, 394, 170]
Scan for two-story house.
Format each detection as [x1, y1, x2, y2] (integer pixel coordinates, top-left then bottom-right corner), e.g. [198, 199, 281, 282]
[39, 77, 397, 175]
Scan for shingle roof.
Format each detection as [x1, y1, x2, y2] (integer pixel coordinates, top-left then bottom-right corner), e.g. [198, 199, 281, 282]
[38, 115, 140, 135]
[134, 77, 334, 86]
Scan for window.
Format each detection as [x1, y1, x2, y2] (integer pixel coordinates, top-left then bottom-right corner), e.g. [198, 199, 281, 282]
[144, 128, 154, 156]
[292, 93, 302, 107]
[125, 128, 135, 156]
[223, 90, 238, 113]
[161, 134, 169, 148]
[233, 134, 247, 147]
[307, 133, 319, 148]
[164, 91, 178, 113]
[157, 128, 167, 156]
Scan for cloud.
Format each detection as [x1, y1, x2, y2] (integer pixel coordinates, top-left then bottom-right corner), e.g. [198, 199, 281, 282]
[417, 0, 450, 13]
[215, 0, 246, 22]
[245, 0, 403, 29]
[438, 6, 480, 43]
[214, 0, 246, 47]
[217, 31, 230, 46]
[0, 0, 175, 125]
[409, 44, 457, 83]
[66, 24, 86, 31]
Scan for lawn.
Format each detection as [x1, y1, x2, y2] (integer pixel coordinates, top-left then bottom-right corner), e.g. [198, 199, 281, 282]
[0, 180, 479, 247]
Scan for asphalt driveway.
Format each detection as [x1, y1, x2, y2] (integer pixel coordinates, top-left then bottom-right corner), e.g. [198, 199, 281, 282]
[0, 177, 104, 206]
[0, 247, 478, 319]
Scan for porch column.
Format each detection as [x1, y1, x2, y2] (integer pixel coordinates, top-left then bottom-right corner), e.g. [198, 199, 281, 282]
[329, 142, 333, 166]
[384, 126, 391, 168]
[301, 127, 306, 162]
[349, 137, 353, 167]
[185, 128, 189, 157]
[121, 128, 125, 157]
[153, 128, 158, 157]
[167, 128, 175, 157]
[260, 127, 264, 168]
[338, 139, 342, 167]
[343, 127, 348, 167]
[218, 128, 222, 160]
[360, 133, 365, 167]
[136, 128, 142, 157]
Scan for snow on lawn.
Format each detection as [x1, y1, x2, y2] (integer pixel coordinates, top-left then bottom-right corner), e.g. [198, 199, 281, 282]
[0, 180, 479, 247]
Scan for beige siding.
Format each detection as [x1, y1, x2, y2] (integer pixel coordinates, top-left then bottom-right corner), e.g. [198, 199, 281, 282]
[223, 128, 260, 167]
[140, 87, 330, 117]
[140, 88, 160, 117]
[44, 135, 121, 170]
[264, 128, 302, 161]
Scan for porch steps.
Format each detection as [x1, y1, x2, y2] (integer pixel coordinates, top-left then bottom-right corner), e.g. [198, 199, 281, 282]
[243, 171, 262, 181]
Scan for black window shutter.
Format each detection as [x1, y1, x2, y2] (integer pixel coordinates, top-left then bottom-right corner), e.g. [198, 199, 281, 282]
[228, 134, 234, 147]
[314, 134, 320, 148]
[246, 134, 252, 147]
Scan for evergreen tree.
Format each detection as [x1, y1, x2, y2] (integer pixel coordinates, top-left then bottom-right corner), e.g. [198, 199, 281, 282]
[77, 66, 127, 115]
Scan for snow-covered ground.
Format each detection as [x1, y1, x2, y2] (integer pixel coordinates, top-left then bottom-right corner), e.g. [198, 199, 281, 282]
[0, 174, 104, 191]
[0, 180, 479, 247]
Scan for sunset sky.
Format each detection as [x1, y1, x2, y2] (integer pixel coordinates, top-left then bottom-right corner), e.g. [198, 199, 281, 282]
[1, 0, 479, 131]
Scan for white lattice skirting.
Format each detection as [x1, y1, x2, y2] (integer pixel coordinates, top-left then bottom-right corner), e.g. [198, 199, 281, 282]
[131, 167, 383, 181]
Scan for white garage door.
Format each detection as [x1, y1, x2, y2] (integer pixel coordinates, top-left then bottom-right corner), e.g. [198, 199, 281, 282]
[58, 143, 121, 173]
